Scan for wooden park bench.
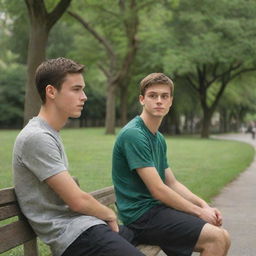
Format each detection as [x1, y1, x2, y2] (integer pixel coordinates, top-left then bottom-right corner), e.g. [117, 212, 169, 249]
[0, 185, 161, 256]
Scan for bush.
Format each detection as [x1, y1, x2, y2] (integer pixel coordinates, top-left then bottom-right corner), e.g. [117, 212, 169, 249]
[0, 64, 26, 128]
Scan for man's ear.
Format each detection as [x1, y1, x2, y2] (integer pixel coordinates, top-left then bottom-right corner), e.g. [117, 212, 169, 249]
[45, 85, 57, 100]
[139, 95, 145, 106]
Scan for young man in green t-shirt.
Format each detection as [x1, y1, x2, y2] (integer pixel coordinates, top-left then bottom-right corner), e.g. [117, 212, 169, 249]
[112, 73, 230, 256]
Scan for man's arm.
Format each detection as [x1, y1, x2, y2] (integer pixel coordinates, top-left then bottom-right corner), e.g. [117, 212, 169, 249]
[46, 171, 119, 232]
[137, 167, 221, 226]
[165, 168, 208, 207]
[165, 167, 222, 226]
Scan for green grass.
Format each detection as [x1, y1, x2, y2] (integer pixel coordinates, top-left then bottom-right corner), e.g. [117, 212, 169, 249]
[0, 128, 254, 256]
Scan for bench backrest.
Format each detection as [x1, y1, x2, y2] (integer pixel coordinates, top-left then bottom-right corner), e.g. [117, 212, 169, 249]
[0, 187, 39, 255]
[0, 185, 160, 256]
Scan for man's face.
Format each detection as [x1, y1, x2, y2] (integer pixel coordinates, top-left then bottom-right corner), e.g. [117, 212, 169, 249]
[54, 73, 87, 118]
[139, 84, 173, 118]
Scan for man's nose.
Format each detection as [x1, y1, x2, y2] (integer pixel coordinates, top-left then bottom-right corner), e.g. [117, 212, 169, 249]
[81, 91, 87, 102]
[156, 95, 162, 102]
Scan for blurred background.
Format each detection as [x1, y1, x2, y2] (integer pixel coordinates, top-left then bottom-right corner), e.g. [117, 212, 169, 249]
[0, 0, 256, 138]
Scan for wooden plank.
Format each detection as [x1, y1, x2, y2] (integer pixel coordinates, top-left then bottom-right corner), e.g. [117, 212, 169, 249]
[97, 194, 116, 205]
[137, 244, 161, 256]
[0, 187, 17, 204]
[90, 186, 114, 199]
[24, 239, 39, 256]
[0, 203, 21, 220]
[0, 220, 36, 253]
[90, 186, 115, 205]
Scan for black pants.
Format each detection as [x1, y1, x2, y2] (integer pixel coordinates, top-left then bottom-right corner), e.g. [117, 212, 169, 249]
[62, 224, 145, 256]
[128, 204, 206, 256]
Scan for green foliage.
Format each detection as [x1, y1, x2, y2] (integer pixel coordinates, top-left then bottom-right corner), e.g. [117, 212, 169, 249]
[47, 20, 75, 58]
[0, 64, 26, 128]
[163, 0, 256, 75]
[79, 83, 106, 124]
[0, 0, 29, 64]
[217, 73, 256, 126]
[1, 0, 256, 130]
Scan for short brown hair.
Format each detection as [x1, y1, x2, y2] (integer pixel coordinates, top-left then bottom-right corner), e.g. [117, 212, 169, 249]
[35, 57, 85, 103]
[140, 73, 174, 96]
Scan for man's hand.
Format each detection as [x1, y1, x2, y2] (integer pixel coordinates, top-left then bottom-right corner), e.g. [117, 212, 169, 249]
[199, 205, 223, 226]
[107, 220, 119, 232]
[213, 207, 223, 226]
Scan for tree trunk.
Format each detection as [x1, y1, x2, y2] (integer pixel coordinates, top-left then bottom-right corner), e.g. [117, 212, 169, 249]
[120, 84, 128, 126]
[105, 83, 117, 134]
[23, 0, 72, 125]
[222, 109, 228, 133]
[201, 109, 212, 138]
[24, 24, 49, 124]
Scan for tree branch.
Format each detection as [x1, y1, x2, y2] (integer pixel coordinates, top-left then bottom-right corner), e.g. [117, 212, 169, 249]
[206, 62, 242, 86]
[68, 10, 116, 69]
[209, 64, 256, 112]
[185, 75, 198, 92]
[230, 67, 256, 81]
[136, 0, 156, 11]
[47, 0, 72, 29]
[88, 5, 119, 18]
[98, 63, 111, 78]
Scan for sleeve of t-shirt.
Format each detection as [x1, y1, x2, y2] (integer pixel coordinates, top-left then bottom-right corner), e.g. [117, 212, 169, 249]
[21, 132, 67, 182]
[121, 128, 155, 171]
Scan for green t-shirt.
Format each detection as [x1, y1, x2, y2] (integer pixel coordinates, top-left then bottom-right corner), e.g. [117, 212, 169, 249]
[112, 116, 169, 225]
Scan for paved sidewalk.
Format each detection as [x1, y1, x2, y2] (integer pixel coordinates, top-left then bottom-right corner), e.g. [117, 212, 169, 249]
[158, 133, 256, 256]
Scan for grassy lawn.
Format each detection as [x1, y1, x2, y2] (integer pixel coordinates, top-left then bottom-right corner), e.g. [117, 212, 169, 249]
[0, 127, 254, 255]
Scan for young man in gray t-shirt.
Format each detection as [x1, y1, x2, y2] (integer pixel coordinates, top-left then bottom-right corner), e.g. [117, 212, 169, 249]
[13, 58, 144, 256]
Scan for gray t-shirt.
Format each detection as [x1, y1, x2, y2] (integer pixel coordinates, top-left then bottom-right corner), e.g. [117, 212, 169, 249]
[13, 117, 105, 256]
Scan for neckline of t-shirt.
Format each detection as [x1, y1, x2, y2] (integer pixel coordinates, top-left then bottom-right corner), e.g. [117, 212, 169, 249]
[33, 116, 60, 137]
[137, 116, 158, 138]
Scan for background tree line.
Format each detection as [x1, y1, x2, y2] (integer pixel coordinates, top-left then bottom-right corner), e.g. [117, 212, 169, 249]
[0, 0, 256, 137]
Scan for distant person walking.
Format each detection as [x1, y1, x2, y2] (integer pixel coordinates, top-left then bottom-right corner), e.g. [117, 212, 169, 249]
[247, 121, 256, 139]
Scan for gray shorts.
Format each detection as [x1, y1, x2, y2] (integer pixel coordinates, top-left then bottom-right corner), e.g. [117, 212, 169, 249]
[127, 204, 206, 256]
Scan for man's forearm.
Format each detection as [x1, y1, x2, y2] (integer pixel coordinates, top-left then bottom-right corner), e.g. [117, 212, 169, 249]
[153, 183, 203, 217]
[170, 181, 208, 208]
[153, 184, 219, 225]
[71, 192, 117, 222]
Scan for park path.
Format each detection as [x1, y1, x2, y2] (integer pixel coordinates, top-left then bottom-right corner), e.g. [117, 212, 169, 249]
[158, 133, 256, 256]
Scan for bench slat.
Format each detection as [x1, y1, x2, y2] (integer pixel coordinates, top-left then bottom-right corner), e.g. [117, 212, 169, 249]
[0, 188, 16, 204]
[0, 204, 21, 221]
[0, 220, 36, 253]
[90, 186, 116, 205]
[90, 186, 114, 199]
[96, 194, 116, 205]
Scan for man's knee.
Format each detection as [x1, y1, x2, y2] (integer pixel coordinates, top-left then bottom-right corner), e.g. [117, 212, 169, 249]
[195, 224, 230, 255]
[222, 228, 231, 251]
